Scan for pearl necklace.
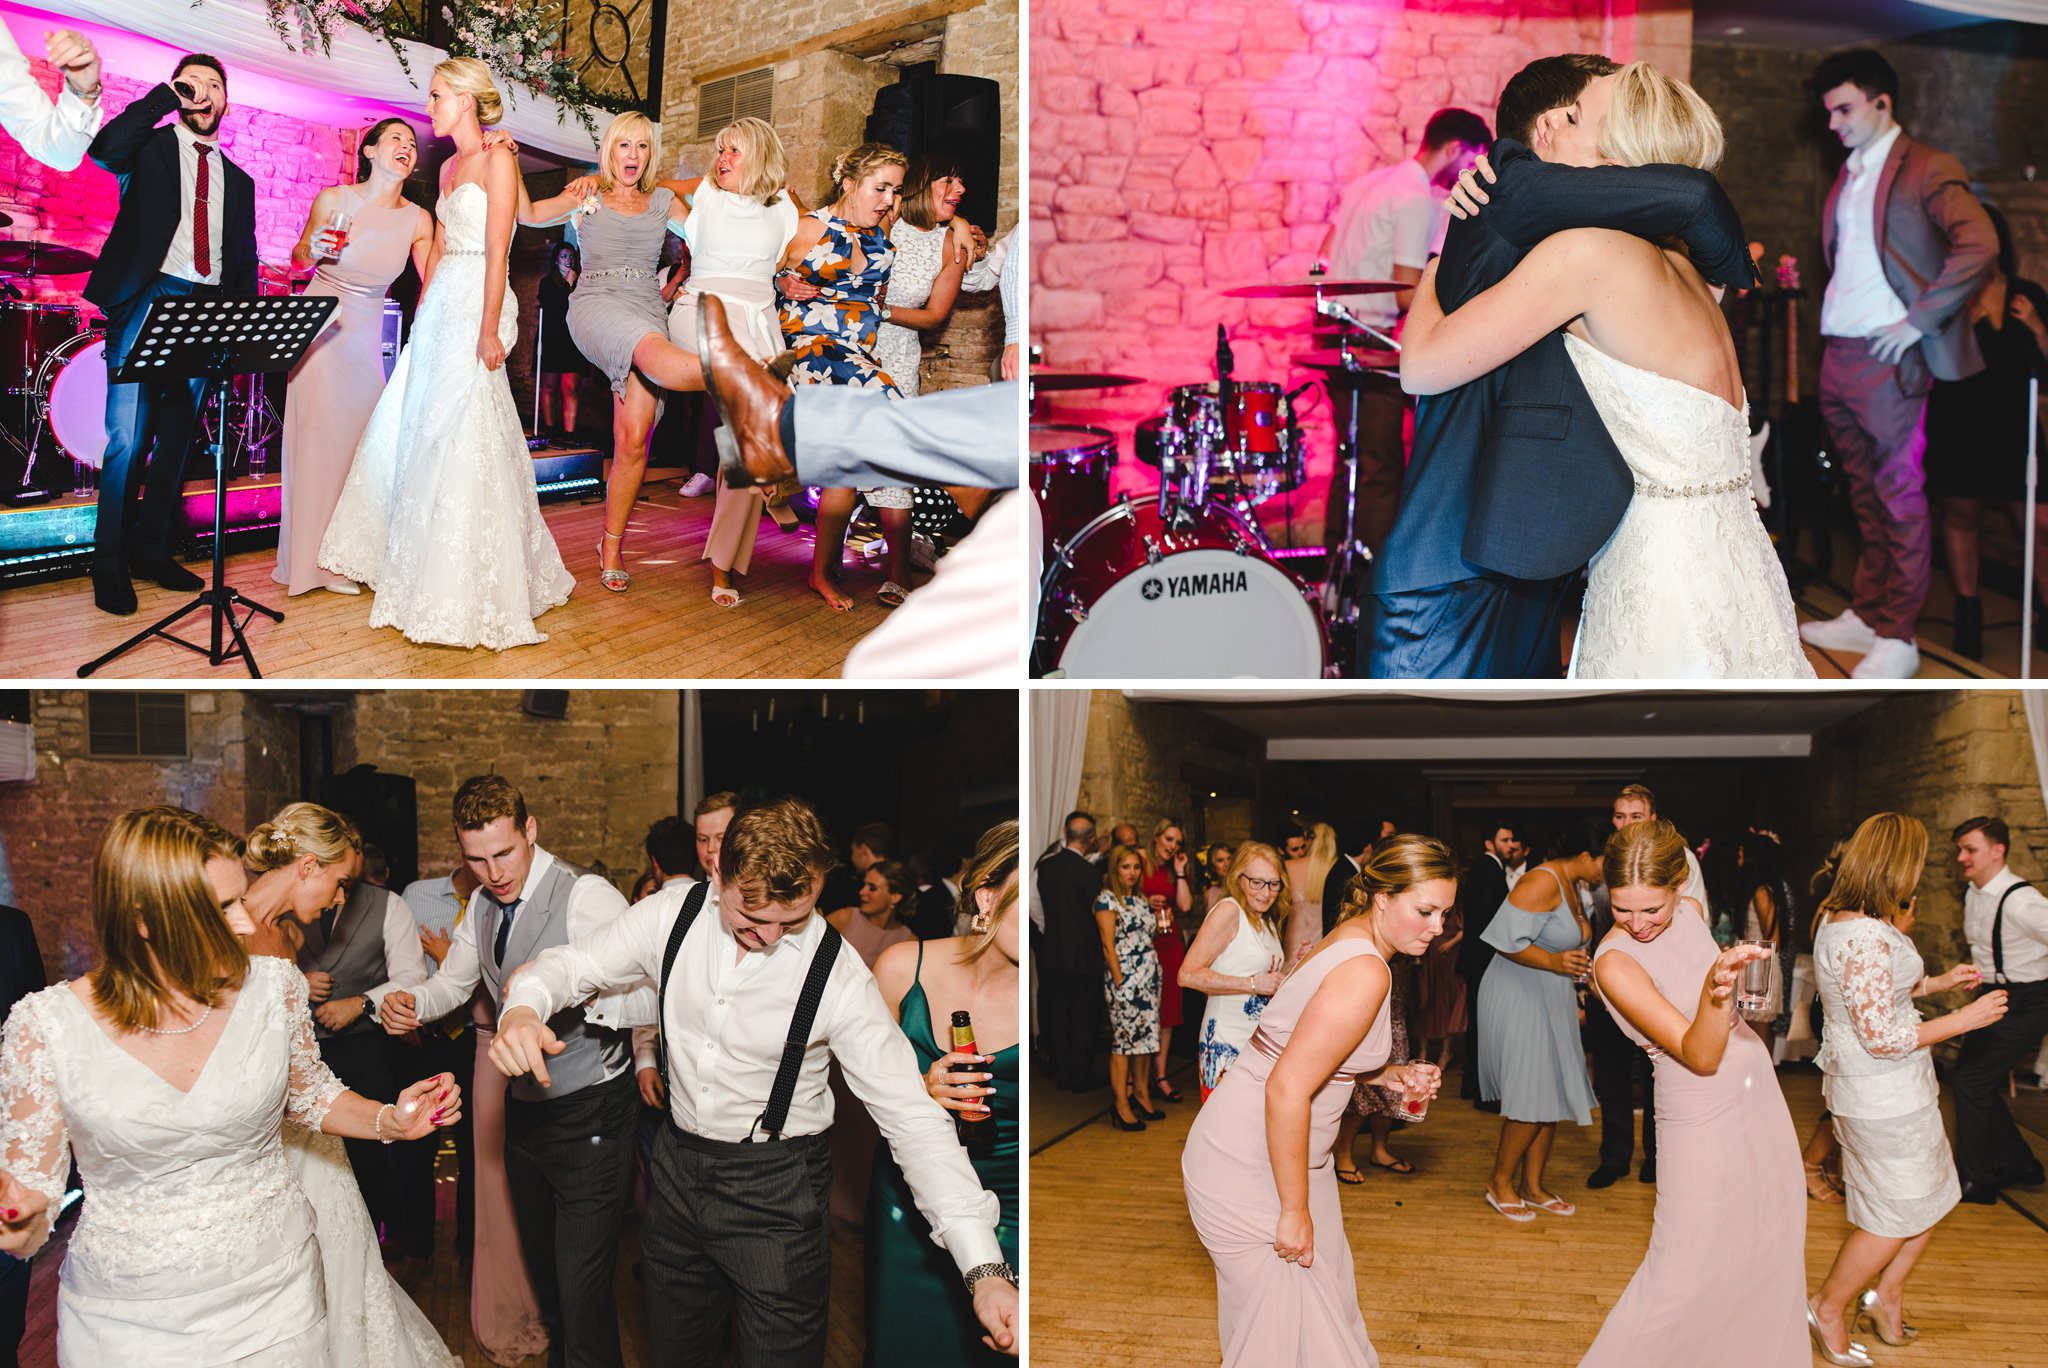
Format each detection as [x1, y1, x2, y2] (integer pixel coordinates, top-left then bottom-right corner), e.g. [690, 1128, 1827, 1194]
[139, 1003, 213, 1036]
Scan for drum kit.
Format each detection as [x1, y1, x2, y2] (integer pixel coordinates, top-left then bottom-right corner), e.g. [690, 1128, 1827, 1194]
[0, 234, 297, 506]
[1029, 270, 1406, 678]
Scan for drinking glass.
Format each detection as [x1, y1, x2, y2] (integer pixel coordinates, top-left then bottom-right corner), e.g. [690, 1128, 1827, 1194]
[1738, 939, 1774, 1012]
[321, 208, 352, 259]
[1397, 1061, 1440, 1122]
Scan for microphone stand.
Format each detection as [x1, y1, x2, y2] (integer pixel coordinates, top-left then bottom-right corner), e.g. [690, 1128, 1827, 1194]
[2026, 365, 2039, 678]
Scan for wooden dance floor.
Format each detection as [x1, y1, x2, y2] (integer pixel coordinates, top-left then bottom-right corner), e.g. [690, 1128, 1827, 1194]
[0, 477, 899, 679]
[1029, 1059, 2048, 1367]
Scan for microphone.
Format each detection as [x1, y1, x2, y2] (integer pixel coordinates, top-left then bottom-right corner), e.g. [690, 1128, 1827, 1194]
[1216, 323, 1234, 382]
[173, 79, 197, 103]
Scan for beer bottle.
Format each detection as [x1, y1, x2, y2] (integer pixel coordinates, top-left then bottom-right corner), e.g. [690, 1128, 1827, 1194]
[950, 1010, 994, 1157]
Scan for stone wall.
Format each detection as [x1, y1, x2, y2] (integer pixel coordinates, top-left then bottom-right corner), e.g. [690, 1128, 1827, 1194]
[1030, 0, 1679, 542]
[344, 690, 680, 887]
[1075, 693, 1267, 851]
[1786, 690, 2043, 1006]
[0, 68, 353, 311]
[0, 692, 301, 982]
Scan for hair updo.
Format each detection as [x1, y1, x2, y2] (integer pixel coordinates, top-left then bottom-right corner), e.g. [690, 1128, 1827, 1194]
[830, 142, 907, 192]
[1335, 834, 1459, 923]
[1603, 818, 1690, 893]
[435, 56, 504, 127]
[246, 802, 362, 873]
[1816, 812, 1927, 922]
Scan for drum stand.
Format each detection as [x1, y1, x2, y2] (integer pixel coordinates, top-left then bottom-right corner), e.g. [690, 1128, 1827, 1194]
[1313, 298, 1403, 650]
[79, 294, 335, 679]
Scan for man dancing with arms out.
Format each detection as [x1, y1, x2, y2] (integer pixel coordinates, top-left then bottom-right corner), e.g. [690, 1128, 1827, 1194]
[488, 796, 1019, 1365]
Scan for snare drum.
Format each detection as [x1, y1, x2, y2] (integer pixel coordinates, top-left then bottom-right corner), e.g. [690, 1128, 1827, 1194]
[36, 330, 109, 467]
[1137, 380, 1304, 502]
[1029, 423, 1115, 547]
[1035, 497, 1330, 678]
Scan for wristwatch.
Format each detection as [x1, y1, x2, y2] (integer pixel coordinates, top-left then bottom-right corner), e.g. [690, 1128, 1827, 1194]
[877, 303, 893, 322]
[361, 994, 376, 1018]
[962, 1260, 1016, 1294]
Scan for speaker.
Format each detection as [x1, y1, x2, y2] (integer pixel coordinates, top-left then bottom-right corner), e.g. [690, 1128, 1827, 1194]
[380, 299, 403, 382]
[522, 690, 570, 719]
[319, 763, 420, 892]
[869, 72, 1003, 233]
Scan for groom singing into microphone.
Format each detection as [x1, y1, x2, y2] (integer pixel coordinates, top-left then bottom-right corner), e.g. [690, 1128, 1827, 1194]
[84, 54, 256, 616]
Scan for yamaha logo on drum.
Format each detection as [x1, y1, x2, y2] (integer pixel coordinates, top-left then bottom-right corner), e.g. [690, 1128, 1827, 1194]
[1143, 570, 1249, 601]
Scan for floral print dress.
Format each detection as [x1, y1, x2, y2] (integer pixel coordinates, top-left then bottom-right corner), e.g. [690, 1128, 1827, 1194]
[1097, 890, 1163, 1054]
[779, 209, 902, 397]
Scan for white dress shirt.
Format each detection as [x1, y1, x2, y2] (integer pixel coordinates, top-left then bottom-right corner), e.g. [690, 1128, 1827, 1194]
[0, 22, 99, 172]
[410, 848, 648, 1085]
[1327, 158, 1445, 328]
[503, 877, 1004, 1272]
[360, 888, 431, 1007]
[1964, 864, 2048, 984]
[1821, 122, 1910, 339]
[163, 120, 227, 287]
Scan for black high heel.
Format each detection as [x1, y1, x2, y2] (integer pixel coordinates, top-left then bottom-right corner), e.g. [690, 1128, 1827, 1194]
[1130, 1099, 1166, 1122]
[1108, 1110, 1147, 1132]
[1155, 1078, 1185, 1103]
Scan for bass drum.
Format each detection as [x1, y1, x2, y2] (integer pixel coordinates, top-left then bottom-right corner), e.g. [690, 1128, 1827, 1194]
[1035, 497, 1329, 678]
[37, 330, 108, 466]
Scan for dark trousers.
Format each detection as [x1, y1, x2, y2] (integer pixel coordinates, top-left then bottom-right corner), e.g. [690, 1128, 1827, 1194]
[96, 275, 211, 566]
[0, 1253, 26, 1368]
[505, 1068, 639, 1368]
[319, 1029, 437, 1254]
[1457, 966, 1485, 1097]
[643, 1123, 833, 1368]
[1368, 572, 1573, 679]
[1587, 1001, 1656, 1170]
[418, 1027, 475, 1259]
[1819, 336, 1933, 640]
[1045, 968, 1099, 1088]
[1951, 980, 2048, 1187]
[1322, 372, 1408, 570]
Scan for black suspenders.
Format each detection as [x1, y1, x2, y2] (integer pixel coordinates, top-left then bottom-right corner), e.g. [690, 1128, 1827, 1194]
[1991, 879, 2036, 984]
[652, 880, 846, 1142]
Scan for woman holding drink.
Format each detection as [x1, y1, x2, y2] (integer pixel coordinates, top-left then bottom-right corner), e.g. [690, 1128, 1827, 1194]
[1805, 813, 2007, 1364]
[1580, 819, 1807, 1366]
[1178, 840, 1288, 1100]
[1181, 836, 1449, 1367]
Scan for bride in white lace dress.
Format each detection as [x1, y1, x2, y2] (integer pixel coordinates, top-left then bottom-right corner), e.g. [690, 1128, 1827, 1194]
[1399, 62, 1812, 679]
[0, 808, 462, 1365]
[318, 58, 572, 650]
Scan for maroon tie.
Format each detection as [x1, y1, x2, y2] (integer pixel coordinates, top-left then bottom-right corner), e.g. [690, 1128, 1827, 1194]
[193, 144, 211, 278]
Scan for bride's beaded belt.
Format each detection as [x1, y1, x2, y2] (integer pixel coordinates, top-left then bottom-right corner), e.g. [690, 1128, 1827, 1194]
[1248, 1026, 1363, 1085]
[1634, 470, 1751, 499]
[585, 267, 656, 280]
[440, 248, 484, 257]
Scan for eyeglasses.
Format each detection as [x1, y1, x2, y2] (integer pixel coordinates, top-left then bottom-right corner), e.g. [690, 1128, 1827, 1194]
[1240, 876, 1283, 892]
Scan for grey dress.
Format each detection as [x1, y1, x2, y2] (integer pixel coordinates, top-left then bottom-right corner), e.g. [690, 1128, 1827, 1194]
[567, 187, 677, 398]
[1476, 866, 1596, 1125]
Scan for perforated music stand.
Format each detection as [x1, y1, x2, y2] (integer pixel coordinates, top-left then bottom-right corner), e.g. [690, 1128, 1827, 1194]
[79, 294, 336, 678]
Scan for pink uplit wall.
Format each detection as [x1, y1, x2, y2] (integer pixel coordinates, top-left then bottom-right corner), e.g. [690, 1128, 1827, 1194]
[1030, 0, 1691, 546]
[0, 57, 354, 312]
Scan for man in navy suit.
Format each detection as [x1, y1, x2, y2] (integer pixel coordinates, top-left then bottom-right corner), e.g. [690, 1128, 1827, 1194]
[1367, 54, 1759, 678]
[84, 54, 257, 616]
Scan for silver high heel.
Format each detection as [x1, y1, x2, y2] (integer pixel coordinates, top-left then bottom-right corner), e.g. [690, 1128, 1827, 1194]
[1856, 1288, 1919, 1345]
[1807, 1304, 1876, 1366]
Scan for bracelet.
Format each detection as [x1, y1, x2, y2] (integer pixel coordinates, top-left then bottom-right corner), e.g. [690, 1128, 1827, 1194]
[961, 1260, 1016, 1294]
[374, 1102, 395, 1145]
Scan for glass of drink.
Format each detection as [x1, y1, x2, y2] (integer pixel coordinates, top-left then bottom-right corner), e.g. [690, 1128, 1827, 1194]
[1738, 940, 1774, 1012]
[1397, 1061, 1440, 1122]
[322, 208, 351, 259]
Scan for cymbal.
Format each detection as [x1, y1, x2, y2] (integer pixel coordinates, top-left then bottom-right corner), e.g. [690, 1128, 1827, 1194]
[0, 241, 97, 274]
[1030, 371, 1147, 392]
[1294, 348, 1400, 372]
[0, 212, 14, 229]
[1222, 278, 1405, 299]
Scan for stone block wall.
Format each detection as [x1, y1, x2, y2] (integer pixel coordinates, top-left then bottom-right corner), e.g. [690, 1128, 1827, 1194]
[345, 690, 680, 888]
[1075, 693, 1267, 851]
[1030, 0, 1672, 542]
[0, 68, 352, 312]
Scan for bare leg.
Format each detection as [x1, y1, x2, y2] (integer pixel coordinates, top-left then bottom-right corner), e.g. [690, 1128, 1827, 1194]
[629, 331, 706, 393]
[1520, 1121, 1559, 1203]
[561, 374, 579, 434]
[602, 377, 659, 575]
[1944, 496, 1983, 597]
[539, 375, 557, 430]
[1108, 1054, 1136, 1124]
[1489, 1118, 1541, 1206]
[809, 488, 857, 611]
[1868, 1228, 1933, 1339]
[1811, 1227, 1909, 1353]
[1333, 1109, 1366, 1177]
[1130, 1052, 1155, 1110]
[1155, 1023, 1175, 1090]
[1367, 1114, 1403, 1168]
[878, 505, 914, 595]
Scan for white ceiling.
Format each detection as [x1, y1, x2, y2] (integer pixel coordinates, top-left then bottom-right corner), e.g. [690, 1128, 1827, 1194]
[1692, 0, 1999, 49]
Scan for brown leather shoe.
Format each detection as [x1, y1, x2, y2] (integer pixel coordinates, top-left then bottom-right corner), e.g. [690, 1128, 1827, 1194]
[694, 294, 796, 488]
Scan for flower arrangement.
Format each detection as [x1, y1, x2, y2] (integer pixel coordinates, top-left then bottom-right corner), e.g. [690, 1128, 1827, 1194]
[258, 0, 395, 54]
[442, 0, 602, 139]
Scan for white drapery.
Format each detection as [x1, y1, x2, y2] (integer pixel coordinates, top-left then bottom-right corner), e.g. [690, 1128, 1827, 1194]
[13, 0, 598, 158]
[1030, 690, 1090, 864]
[2024, 691, 2048, 820]
[1919, 0, 2048, 22]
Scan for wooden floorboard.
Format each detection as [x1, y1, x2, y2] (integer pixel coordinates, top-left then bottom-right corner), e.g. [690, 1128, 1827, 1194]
[0, 479, 932, 680]
[1028, 1057, 2048, 1367]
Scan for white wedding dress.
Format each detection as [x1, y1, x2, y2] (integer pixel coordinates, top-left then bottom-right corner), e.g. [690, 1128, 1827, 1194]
[0, 957, 455, 1366]
[1564, 332, 1814, 679]
[319, 180, 573, 650]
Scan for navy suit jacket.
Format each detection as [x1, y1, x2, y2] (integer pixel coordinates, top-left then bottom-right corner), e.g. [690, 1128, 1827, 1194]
[85, 84, 258, 313]
[1374, 140, 1759, 594]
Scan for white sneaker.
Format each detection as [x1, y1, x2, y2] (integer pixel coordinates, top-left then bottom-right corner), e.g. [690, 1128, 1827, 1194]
[680, 472, 715, 497]
[1851, 636, 1921, 679]
[1799, 608, 1879, 653]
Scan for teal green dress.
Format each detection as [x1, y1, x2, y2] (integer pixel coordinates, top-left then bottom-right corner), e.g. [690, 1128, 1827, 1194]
[864, 943, 1020, 1366]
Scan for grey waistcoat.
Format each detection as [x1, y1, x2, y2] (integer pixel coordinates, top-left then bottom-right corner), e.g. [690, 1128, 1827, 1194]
[300, 883, 412, 1039]
[474, 857, 627, 1103]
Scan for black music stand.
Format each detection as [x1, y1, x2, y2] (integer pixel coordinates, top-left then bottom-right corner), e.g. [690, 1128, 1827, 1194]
[79, 294, 335, 679]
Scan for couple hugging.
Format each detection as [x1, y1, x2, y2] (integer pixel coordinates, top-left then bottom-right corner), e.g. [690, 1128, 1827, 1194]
[1373, 54, 1813, 680]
